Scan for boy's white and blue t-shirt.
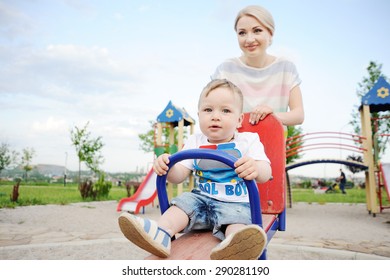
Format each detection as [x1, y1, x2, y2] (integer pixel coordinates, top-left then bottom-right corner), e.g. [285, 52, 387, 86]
[179, 132, 270, 203]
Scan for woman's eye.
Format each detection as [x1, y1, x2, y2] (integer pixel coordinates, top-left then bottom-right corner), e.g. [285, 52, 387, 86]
[238, 30, 246, 36]
[254, 28, 263, 34]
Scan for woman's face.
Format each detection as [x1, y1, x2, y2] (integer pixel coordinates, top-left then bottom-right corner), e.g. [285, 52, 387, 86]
[236, 15, 272, 58]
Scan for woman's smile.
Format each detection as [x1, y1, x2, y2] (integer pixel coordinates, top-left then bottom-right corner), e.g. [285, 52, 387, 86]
[245, 44, 258, 52]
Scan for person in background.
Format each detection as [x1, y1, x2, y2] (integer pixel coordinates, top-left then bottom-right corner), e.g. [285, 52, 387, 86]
[212, 5, 304, 127]
[339, 169, 347, 194]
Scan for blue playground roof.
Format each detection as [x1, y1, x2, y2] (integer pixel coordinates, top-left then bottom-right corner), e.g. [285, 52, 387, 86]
[157, 100, 195, 126]
[361, 76, 390, 112]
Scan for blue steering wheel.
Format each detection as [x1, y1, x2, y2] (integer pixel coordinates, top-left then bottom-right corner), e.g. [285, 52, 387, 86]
[155, 149, 263, 227]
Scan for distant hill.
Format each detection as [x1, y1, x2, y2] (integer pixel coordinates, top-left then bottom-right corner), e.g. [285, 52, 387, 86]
[34, 164, 67, 176]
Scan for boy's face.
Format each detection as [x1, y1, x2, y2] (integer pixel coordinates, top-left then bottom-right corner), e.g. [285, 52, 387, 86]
[198, 87, 243, 144]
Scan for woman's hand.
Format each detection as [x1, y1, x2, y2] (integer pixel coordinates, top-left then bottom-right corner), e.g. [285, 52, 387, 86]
[249, 105, 273, 125]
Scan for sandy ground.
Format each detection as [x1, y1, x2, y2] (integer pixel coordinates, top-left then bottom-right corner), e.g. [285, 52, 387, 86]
[0, 201, 389, 260]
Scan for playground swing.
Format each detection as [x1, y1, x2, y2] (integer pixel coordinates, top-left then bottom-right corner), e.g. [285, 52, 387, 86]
[146, 113, 286, 260]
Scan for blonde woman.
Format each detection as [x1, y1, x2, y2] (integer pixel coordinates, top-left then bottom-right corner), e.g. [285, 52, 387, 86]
[212, 5, 304, 127]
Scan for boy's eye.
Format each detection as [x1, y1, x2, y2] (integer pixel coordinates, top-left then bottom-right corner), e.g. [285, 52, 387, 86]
[204, 108, 212, 112]
[222, 109, 231, 113]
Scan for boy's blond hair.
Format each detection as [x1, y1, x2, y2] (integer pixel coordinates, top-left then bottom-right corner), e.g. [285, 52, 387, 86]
[198, 79, 243, 113]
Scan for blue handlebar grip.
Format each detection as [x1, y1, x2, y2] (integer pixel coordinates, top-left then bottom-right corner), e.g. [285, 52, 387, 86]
[155, 149, 263, 227]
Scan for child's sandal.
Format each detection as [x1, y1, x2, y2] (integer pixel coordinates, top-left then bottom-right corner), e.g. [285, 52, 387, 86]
[210, 225, 267, 260]
[118, 212, 171, 257]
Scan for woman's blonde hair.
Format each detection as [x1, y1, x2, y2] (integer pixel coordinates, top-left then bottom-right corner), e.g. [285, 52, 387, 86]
[234, 5, 275, 36]
[198, 79, 243, 113]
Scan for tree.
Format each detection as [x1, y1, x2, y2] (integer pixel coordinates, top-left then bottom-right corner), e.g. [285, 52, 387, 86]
[0, 143, 19, 176]
[70, 122, 104, 184]
[20, 147, 35, 182]
[138, 121, 187, 154]
[286, 125, 304, 164]
[350, 61, 390, 159]
[138, 121, 156, 153]
[346, 154, 365, 174]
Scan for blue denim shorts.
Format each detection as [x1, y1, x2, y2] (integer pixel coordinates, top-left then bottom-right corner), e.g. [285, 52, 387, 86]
[171, 189, 251, 240]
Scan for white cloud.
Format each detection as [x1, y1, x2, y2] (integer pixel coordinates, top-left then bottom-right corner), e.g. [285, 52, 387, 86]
[1, 0, 389, 177]
[32, 116, 68, 133]
[0, 1, 35, 40]
[0, 43, 144, 108]
[63, 0, 95, 14]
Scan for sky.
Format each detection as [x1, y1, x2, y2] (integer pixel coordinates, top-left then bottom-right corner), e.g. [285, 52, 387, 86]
[1, 0, 390, 179]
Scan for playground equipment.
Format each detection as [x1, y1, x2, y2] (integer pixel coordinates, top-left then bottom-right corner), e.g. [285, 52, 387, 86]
[285, 132, 368, 207]
[285, 76, 390, 216]
[286, 131, 367, 157]
[378, 163, 390, 213]
[146, 113, 286, 260]
[154, 101, 195, 198]
[116, 169, 157, 214]
[117, 101, 195, 213]
[155, 100, 195, 154]
[360, 76, 390, 216]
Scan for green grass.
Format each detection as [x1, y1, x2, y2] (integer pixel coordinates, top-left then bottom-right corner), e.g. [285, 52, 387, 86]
[291, 187, 369, 204]
[1, 183, 388, 208]
[0, 184, 128, 208]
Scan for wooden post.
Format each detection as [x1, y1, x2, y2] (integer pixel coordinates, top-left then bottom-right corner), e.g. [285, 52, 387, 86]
[360, 105, 378, 215]
[178, 119, 184, 150]
[156, 123, 162, 146]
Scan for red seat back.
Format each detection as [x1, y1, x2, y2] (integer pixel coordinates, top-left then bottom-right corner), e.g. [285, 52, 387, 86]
[238, 113, 286, 214]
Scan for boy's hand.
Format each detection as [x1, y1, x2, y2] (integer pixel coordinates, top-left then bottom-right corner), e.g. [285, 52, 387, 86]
[153, 153, 171, 176]
[234, 156, 259, 181]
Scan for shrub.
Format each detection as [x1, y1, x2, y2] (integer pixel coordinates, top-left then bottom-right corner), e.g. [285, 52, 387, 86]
[78, 173, 112, 200]
[95, 172, 112, 199]
[10, 178, 21, 202]
[79, 179, 95, 199]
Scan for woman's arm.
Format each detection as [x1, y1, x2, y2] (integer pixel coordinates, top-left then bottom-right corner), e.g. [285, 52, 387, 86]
[274, 85, 304, 126]
[250, 85, 304, 126]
